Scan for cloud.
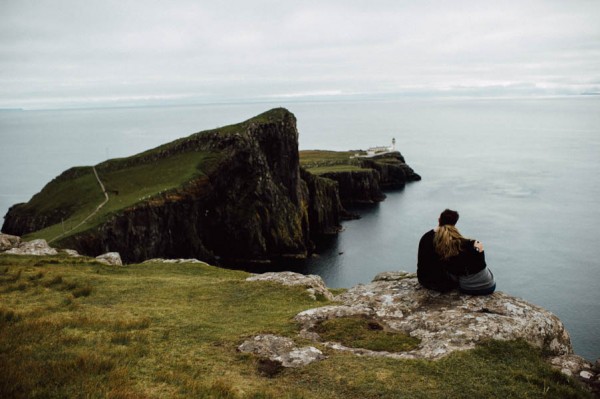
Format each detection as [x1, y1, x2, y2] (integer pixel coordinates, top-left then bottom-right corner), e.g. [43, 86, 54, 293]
[1, 0, 599, 108]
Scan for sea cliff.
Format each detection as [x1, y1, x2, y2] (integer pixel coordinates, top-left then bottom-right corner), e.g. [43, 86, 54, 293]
[1, 108, 419, 265]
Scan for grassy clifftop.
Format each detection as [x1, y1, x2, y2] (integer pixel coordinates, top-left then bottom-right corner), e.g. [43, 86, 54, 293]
[0, 254, 590, 398]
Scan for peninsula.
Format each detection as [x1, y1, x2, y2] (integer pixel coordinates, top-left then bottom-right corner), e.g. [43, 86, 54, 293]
[2, 108, 419, 266]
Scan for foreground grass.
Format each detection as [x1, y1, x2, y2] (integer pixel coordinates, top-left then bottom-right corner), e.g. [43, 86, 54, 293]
[0, 254, 591, 399]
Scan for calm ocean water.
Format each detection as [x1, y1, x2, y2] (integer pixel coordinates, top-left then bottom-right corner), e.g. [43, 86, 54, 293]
[1, 97, 599, 360]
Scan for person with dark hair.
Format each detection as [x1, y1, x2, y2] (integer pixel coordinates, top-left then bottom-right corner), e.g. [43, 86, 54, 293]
[417, 209, 460, 292]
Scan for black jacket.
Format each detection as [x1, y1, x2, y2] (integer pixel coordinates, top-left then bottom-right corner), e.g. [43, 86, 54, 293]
[444, 239, 487, 276]
[417, 230, 458, 292]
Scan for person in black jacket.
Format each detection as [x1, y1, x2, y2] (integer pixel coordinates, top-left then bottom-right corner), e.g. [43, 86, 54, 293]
[417, 209, 496, 295]
[417, 209, 460, 292]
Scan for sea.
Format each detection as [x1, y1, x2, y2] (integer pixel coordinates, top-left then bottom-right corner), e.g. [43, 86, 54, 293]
[1, 97, 599, 361]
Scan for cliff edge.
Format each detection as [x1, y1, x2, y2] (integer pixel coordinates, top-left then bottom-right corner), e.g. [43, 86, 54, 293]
[2, 109, 419, 265]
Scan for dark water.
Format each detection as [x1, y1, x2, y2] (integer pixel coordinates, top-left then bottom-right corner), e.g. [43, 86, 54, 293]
[1, 97, 599, 360]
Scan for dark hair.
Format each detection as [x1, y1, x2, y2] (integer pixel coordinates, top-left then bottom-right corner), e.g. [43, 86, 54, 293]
[439, 209, 459, 226]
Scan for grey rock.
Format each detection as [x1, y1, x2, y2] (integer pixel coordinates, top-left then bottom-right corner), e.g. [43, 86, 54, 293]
[62, 249, 82, 257]
[296, 273, 572, 360]
[142, 258, 204, 264]
[0, 233, 21, 251]
[95, 252, 123, 266]
[372, 271, 416, 282]
[5, 239, 58, 256]
[238, 334, 325, 368]
[549, 354, 594, 378]
[247, 271, 334, 301]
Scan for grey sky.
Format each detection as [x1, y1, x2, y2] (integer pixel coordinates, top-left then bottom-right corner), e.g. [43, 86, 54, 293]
[1, 0, 599, 109]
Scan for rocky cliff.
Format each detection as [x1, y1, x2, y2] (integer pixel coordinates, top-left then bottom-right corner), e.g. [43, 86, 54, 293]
[303, 152, 421, 206]
[2, 109, 348, 265]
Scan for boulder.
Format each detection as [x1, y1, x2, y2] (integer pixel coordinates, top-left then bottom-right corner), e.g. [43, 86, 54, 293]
[246, 271, 334, 301]
[62, 249, 81, 257]
[95, 252, 123, 266]
[0, 233, 21, 251]
[5, 239, 58, 256]
[295, 272, 572, 360]
[238, 334, 325, 368]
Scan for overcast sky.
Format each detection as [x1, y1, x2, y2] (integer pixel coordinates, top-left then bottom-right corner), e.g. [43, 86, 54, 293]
[1, 0, 599, 109]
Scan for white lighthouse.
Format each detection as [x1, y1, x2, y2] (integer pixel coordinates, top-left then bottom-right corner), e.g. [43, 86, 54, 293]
[391, 138, 396, 151]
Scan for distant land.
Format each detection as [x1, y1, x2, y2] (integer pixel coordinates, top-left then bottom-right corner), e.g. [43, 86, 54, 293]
[1, 108, 420, 267]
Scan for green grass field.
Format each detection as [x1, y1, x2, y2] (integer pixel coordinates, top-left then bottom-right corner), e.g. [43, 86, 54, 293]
[299, 150, 365, 175]
[0, 254, 590, 399]
[24, 150, 220, 243]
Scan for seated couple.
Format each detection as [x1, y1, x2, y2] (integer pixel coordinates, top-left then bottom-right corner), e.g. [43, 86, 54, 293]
[417, 209, 496, 295]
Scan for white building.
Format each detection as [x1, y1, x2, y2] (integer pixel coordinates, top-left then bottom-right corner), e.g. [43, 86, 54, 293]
[363, 138, 396, 156]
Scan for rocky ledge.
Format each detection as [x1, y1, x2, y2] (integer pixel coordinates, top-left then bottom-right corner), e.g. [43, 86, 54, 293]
[240, 270, 599, 394]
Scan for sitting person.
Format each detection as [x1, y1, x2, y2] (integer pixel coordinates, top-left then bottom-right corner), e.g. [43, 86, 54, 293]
[434, 224, 496, 296]
[417, 209, 460, 292]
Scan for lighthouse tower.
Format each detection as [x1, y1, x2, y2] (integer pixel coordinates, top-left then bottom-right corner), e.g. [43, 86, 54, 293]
[391, 137, 396, 151]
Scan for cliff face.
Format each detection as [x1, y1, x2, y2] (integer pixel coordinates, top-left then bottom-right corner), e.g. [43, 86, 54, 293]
[316, 153, 421, 206]
[3, 108, 344, 264]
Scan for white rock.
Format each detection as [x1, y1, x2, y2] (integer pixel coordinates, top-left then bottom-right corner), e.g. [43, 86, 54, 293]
[580, 370, 594, 380]
[247, 271, 334, 301]
[142, 258, 205, 264]
[238, 334, 325, 367]
[62, 249, 81, 257]
[5, 239, 58, 256]
[95, 252, 123, 266]
[0, 233, 21, 251]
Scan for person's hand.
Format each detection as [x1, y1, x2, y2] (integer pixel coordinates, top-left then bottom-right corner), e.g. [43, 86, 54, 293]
[474, 240, 484, 253]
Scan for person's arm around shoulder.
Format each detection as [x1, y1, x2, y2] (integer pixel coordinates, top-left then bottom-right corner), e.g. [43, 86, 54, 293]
[473, 240, 484, 253]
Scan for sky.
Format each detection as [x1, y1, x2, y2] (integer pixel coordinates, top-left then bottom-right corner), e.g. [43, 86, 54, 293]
[1, 0, 600, 109]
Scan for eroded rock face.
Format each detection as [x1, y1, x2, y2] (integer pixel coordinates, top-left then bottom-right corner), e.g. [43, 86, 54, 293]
[246, 271, 334, 301]
[295, 273, 573, 360]
[5, 239, 58, 256]
[238, 334, 325, 368]
[0, 233, 21, 251]
[95, 252, 123, 266]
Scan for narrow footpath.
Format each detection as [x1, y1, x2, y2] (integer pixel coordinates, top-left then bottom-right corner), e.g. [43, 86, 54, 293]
[48, 166, 109, 244]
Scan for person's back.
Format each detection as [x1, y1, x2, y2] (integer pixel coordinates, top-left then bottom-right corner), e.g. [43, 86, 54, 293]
[417, 229, 457, 292]
[417, 209, 460, 292]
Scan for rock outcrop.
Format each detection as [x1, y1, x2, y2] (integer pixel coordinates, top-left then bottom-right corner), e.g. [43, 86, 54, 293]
[246, 271, 334, 301]
[295, 272, 572, 360]
[317, 152, 421, 206]
[95, 252, 123, 266]
[238, 334, 326, 369]
[0, 233, 20, 251]
[2, 109, 352, 265]
[247, 271, 580, 367]
[4, 239, 58, 256]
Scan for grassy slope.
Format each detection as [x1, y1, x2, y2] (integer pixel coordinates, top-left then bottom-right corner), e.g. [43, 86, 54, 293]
[0, 254, 590, 399]
[299, 150, 364, 175]
[21, 108, 293, 244]
[25, 150, 218, 243]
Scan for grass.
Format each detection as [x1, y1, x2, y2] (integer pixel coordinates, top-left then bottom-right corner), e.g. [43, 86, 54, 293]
[314, 316, 421, 352]
[0, 253, 591, 399]
[299, 150, 402, 175]
[24, 150, 220, 243]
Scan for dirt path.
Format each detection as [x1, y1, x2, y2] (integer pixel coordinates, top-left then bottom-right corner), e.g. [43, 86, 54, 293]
[48, 166, 109, 244]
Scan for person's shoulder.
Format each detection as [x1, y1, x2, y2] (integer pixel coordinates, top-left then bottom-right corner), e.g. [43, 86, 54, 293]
[420, 229, 435, 241]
